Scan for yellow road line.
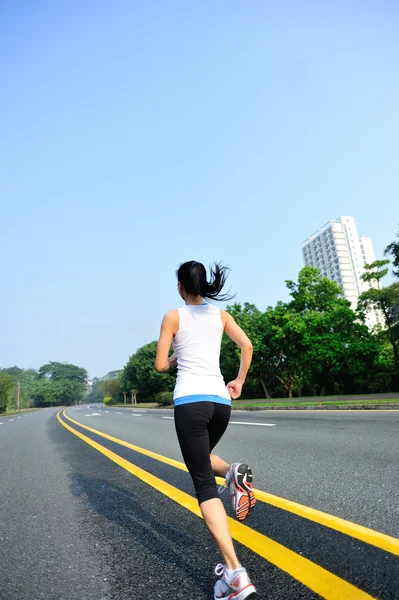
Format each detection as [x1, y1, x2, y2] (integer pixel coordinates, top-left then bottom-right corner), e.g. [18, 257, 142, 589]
[58, 411, 374, 600]
[64, 409, 190, 470]
[63, 409, 399, 557]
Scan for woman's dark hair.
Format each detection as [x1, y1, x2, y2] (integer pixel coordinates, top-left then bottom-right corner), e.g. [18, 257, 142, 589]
[176, 261, 235, 301]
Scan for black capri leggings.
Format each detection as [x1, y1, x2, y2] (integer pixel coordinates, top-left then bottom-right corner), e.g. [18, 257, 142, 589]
[174, 402, 231, 504]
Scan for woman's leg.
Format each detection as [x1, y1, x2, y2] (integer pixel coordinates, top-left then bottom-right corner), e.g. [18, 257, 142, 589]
[209, 403, 231, 477]
[210, 454, 229, 477]
[210, 403, 256, 522]
[174, 402, 240, 569]
[200, 498, 240, 570]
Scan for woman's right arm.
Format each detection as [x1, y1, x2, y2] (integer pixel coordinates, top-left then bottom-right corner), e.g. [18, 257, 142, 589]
[154, 310, 179, 372]
[221, 311, 253, 399]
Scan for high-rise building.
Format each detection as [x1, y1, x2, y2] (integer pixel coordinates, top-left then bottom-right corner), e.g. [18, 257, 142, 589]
[301, 216, 380, 327]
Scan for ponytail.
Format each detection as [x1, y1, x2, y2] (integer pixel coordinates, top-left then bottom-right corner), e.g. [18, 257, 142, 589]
[176, 261, 235, 302]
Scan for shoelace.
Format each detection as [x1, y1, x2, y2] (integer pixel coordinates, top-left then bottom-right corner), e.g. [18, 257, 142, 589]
[218, 472, 230, 494]
[214, 563, 225, 577]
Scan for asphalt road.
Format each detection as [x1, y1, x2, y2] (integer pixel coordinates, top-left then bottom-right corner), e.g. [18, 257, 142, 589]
[1, 406, 398, 600]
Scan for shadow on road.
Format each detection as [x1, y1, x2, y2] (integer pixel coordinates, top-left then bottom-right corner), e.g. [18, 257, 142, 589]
[67, 472, 211, 595]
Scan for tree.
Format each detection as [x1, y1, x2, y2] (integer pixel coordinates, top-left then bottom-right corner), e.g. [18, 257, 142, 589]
[385, 226, 399, 278]
[358, 261, 399, 387]
[302, 306, 378, 395]
[1, 367, 37, 409]
[86, 377, 104, 404]
[0, 372, 13, 413]
[267, 302, 308, 398]
[121, 341, 176, 400]
[285, 266, 346, 313]
[38, 362, 87, 384]
[30, 379, 63, 408]
[283, 267, 378, 396]
[36, 361, 88, 406]
[99, 378, 121, 403]
[221, 265, 396, 397]
[103, 370, 122, 380]
[119, 369, 138, 404]
[221, 303, 275, 398]
[369, 337, 396, 392]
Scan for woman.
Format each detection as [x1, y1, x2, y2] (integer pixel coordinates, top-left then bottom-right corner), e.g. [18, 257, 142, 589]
[155, 260, 257, 600]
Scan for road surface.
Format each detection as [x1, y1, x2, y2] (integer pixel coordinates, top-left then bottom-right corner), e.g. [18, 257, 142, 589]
[1, 406, 398, 599]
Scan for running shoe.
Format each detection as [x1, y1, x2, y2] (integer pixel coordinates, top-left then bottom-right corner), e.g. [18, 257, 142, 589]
[214, 563, 256, 600]
[225, 463, 256, 521]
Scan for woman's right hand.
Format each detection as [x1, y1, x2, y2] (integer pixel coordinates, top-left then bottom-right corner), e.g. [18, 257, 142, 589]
[227, 379, 243, 400]
[168, 353, 178, 368]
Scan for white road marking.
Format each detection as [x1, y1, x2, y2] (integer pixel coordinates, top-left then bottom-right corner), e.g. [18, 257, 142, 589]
[162, 416, 174, 420]
[105, 411, 110, 413]
[230, 421, 276, 427]
[0, 423, 3, 425]
[130, 414, 142, 417]
[85, 413, 102, 416]
[17, 416, 21, 419]
[116, 412, 122, 415]
[9, 419, 14, 422]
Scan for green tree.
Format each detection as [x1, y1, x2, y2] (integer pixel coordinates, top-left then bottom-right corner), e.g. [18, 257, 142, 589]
[385, 226, 399, 278]
[119, 369, 138, 404]
[121, 341, 175, 400]
[220, 266, 393, 398]
[1, 367, 37, 409]
[358, 260, 399, 386]
[30, 379, 60, 407]
[267, 302, 308, 398]
[0, 372, 13, 413]
[86, 377, 104, 404]
[285, 266, 346, 313]
[38, 361, 87, 384]
[221, 303, 276, 398]
[104, 370, 122, 380]
[99, 378, 121, 403]
[369, 337, 396, 392]
[282, 267, 379, 396]
[36, 361, 88, 406]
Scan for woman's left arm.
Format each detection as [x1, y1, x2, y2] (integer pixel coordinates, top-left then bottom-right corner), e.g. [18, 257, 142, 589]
[154, 310, 179, 372]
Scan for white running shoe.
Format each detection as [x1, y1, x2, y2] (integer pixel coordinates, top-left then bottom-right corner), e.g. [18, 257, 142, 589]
[225, 463, 256, 521]
[214, 563, 256, 600]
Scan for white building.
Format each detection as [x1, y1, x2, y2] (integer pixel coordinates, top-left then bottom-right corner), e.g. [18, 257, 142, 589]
[302, 216, 381, 327]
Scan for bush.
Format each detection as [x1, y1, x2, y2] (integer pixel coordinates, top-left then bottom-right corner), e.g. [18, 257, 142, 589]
[103, 396, 113, 406]
[156, 391, 173, 406]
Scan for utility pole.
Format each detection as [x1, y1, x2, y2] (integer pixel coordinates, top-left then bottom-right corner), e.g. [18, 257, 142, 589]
[17, 379, 20, 412]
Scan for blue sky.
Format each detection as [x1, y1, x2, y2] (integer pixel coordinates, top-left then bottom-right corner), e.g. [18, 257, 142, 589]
[1, 1, 398, 377]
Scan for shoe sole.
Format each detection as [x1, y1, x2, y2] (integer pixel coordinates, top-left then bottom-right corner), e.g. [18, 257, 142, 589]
[234, 464, 256, 522]
[214, 585, 256, 600]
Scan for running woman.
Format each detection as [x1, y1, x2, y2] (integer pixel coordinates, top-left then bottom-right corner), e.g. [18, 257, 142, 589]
[155, 260, 257, 600]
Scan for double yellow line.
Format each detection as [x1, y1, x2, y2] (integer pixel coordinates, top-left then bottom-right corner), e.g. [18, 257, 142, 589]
[58, 409, 395, 600]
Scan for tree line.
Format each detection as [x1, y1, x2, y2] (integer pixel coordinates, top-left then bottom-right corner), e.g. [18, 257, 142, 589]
[0, 362, 88, 413]
[3, 228, 398, 409]
[93, 228, 399, 403]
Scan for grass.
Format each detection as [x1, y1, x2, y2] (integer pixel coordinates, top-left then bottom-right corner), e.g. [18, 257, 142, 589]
[113, 397, 399, 410]
[0, 408, 39, 417]
[232, 398, 399, 408]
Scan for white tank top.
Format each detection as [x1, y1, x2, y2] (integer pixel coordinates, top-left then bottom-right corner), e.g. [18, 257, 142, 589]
[173, 303, 231, 401]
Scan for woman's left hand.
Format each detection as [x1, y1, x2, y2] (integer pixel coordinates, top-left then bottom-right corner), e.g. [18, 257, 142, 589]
[227, 379, 243, 399]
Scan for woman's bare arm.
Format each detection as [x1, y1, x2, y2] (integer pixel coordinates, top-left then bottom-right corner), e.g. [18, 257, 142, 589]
[221, 310, 253, 399]
[154, 310, 179, 372]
